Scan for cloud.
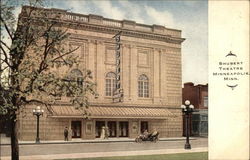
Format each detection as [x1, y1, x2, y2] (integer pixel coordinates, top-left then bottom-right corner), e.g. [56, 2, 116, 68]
[91, 0, 125, 20]
[183, 1, 200, 7]
[56, 0, 87, 14]
[118, 0, 145, 23]
[144, 5, 175, 27]
[141, 3, 208, 84]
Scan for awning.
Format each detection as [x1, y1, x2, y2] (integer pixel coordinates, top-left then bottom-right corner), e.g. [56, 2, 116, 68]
[49, 105, 174, 119]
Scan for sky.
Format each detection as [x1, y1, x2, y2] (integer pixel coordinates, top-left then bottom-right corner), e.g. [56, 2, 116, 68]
[7, 0, 208, 85]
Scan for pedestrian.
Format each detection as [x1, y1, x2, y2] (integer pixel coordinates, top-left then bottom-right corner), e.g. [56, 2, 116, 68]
[142, 129, 149, 139]
[100, 126, 105, 139]
[64, 127, 69, 141]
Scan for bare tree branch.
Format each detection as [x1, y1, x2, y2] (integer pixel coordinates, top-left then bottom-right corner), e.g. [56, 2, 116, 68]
[51, 46, 79, 63]
[0, 16, 13, 40]
[0, 41, 11, 50]
[20, 96, 46, 105]
[38, 23, 56, 72]
[0, 65, 9, 72]
[0, 45, 12, 67]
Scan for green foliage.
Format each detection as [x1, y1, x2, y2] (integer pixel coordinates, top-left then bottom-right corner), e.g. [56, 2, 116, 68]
[58, 152, 208, 160]
[0, 0, 97, 118]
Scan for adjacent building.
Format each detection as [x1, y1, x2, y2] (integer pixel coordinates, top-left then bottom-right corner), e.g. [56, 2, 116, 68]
[17, 6, 185, 140]
[182, 82, 208, 137]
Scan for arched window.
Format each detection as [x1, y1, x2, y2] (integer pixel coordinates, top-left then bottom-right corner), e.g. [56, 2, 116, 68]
[138, 74, 149, 98]
[66, 69, 83, 96]
[105, 72, 116, 96]
[67, 69, 83, 86]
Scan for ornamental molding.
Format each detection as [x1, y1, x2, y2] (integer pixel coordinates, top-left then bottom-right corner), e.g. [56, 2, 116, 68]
[20, 6, 185, 44]
[69, 33, 181, 52]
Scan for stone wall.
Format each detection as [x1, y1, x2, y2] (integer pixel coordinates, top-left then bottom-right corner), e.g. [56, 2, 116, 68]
[56, 27, 183, 108]
[18, 105, 69, 141]
[149, 109, 183, 138]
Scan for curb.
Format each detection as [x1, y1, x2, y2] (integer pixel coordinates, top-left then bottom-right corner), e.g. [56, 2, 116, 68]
[0, 137, 198, 146]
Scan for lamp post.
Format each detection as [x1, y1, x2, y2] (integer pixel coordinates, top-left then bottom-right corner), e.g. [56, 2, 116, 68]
[181, 100, 194, 149]
[33, 106, 44, 143]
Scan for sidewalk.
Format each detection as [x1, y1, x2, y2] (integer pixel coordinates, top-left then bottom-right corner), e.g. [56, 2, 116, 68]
[0, 147, 208, 160]
[0, 136, 199, 145]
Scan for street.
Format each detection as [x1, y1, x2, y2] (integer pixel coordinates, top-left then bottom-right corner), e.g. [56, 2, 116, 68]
[0, 138, 207, 157]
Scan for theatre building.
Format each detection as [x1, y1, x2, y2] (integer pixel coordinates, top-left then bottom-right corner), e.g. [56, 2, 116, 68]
[17, 6, 185, 140]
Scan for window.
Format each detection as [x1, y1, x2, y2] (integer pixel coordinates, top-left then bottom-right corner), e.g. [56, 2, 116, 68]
[119, 121, 129, 137]
[71, 121, 82, 138]
[66, 69, 83, 96]
[140, 121, 148, 133]
[138, 74, 149, 98]
[108, 121, 117, 137]
[95, 121, 105, 138]
[68, 69, 83, 86]
[105, 72, 116, 96]
[204, 96, 208, 107]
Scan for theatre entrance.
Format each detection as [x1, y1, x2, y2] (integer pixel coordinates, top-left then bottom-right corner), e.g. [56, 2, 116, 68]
[108, 121, 117, 137]
[71, 121, 81, 138]
[119, 121, 129, 137]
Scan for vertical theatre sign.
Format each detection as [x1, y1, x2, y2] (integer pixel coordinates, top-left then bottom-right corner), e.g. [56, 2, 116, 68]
[113, 31, 124, 102]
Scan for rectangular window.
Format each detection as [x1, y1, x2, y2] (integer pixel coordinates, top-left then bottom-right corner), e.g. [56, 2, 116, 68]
[71, 121, 81, 138]
[108, 121, 117, 137]
[119, 122, 129, 137]
[138, 81, 143, 97]
[112, 79, 116, 94]
[204, 96, 208, 107]
[106, 79, 111, 96]
[95, 121, 105, 138]
[140, 121, 148, 133]
[144, 82, 149, 97]
[106, 77, 116, 97]
[138, 75, 149, 98]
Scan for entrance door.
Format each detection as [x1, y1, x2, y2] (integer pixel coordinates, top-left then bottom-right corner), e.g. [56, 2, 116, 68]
[95, 121, 105, 138]
[141, 121, 148, 133]
[108, 121, 117, 137]
[119, 121, 129, 137]
[71, 121, 81, 138]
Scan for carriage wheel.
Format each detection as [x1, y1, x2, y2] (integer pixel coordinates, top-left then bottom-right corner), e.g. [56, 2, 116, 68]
[153, 137, 158, 143]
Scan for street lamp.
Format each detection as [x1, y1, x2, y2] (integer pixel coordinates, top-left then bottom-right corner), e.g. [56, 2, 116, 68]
[33, 106, 44, 143]
[181, 100, 194, 149]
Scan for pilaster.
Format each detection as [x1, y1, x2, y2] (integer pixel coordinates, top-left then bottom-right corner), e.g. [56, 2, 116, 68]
[153, 48, 161, 104]
[130, 45, 138, 102]
[88, 40, 96, 81]
[122, 44, 131, 102]
[96, 40, 105, 101]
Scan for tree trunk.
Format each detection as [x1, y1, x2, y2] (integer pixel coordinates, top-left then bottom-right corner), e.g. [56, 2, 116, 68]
[10, 114, 19, 160]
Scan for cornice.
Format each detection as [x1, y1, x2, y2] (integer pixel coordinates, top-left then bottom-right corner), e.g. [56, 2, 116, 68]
[20, 6, 185, 44]
[64, 22, 185, 44]
[69, 33, 182, 51]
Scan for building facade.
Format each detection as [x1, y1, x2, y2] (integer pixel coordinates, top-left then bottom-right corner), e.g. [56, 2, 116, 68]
[17, 6, 185, 140]
[182, 82, 208, 137]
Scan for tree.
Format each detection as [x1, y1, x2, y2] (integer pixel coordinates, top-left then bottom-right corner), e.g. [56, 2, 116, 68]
[0, 1, 97, 159]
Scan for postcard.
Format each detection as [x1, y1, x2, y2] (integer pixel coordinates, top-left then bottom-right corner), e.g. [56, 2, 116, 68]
[0, 0, 249, 160]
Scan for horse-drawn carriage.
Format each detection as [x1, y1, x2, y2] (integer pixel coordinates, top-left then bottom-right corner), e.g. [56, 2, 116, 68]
[135, 132, 160, 143]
